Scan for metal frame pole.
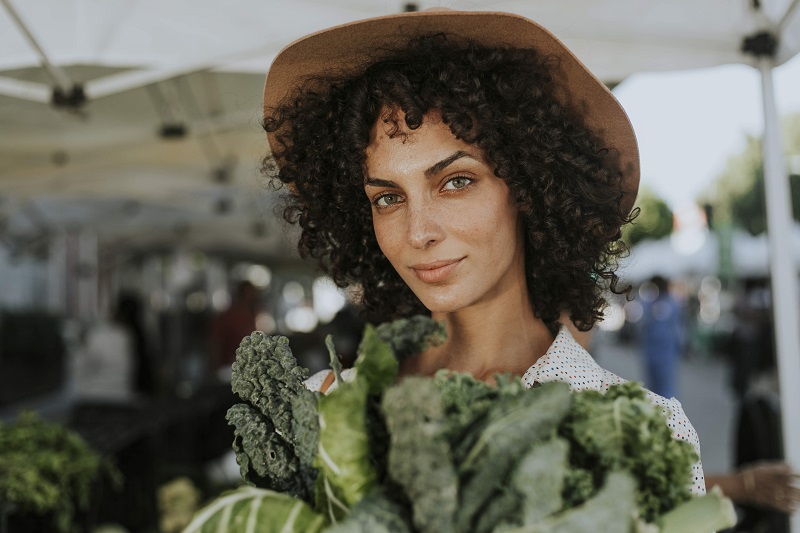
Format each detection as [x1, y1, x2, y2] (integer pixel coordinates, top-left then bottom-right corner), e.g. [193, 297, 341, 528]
[0, 0, 73, 93]
[757, 56, 800, 533]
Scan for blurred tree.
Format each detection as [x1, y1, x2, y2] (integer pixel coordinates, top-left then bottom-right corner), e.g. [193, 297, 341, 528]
[702, 113, 800, 235]
[623, 185, 674, 246]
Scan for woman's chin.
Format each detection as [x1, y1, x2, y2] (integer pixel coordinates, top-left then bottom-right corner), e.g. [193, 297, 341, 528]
[416, 292, 470, 315]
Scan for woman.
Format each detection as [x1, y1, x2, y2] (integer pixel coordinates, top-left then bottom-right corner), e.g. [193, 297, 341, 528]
[262, 10, 706, 495]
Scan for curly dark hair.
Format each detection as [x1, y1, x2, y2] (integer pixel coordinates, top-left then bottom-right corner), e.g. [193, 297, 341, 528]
[263, 34, 634, 331]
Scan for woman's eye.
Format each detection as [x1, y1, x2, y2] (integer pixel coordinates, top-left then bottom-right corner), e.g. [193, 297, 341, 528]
[375, 194, 400, 207]
[443, 176, 472, 191]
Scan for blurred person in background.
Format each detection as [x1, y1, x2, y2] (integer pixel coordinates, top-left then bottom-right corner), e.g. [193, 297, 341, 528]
[728, 278, 774, 400]
[725, 280, 791, 531]
[640, 274, 685, 399]
[707, 462, 800, 525]
[208, 280, 260, 373]
[72, 293, 139, 402]
[115, 290, 156, 397]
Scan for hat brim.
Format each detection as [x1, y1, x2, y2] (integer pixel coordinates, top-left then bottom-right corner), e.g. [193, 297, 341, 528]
[263, 10, 639, 213]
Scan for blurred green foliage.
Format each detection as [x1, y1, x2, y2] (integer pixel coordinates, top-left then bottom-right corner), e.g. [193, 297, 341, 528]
[702, 113, 800, 235]
[623, 185, 674, 246]
[0, 412, 121, 533]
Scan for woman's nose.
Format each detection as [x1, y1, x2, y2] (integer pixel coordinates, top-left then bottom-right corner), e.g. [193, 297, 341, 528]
[406, 203, 445, 249]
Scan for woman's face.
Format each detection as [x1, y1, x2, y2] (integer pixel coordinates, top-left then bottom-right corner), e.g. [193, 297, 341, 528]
[364, 110, 527, 314]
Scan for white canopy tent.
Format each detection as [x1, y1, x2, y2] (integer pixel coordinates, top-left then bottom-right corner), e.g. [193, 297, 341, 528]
[1, 1, 800, 519]
[619, 224, 800, 282]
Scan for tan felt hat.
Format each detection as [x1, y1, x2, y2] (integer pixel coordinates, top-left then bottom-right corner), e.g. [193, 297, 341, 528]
[263, 10, 639, 212]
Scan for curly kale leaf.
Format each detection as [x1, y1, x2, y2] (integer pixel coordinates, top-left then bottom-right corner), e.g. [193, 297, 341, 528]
[434, 371, 525, 447]
[230, 332, 309, 438]
[560, 467, 595, 509]
[374, 315, 446, 362]
[227, 332, 318, 502]
[455, 382, 572, 531]
[226, 404, 303, 493]
[382, 377, 458, 533]
[290, 388, 321, 468]
[560, 381, 696, 522]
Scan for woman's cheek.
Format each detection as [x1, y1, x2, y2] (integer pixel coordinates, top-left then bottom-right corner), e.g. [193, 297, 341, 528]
[373, 218, 401, 266]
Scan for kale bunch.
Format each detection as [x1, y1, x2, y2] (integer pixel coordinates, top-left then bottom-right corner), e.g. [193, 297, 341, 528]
[192, 317, 735, 533]
[226, 331, 319, 502]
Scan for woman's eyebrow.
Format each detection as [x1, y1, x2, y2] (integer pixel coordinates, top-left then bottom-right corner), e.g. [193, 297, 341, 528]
[364, 177, 398, 188]
[424, 150, 479, 178]
[364, 150, 480, 187]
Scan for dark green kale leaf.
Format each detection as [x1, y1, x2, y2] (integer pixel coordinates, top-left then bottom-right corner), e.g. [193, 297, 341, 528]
[455, 382, 573, 531]
[560, 467, 595, 509]
[226, 331, 318, 503]
[291, 388, 321, 469]
[230, 333, 309, 439]
[434, 372, 525, 454]
[382, 377, 458, 533]
[227, 403, 303, 495]
[374, 315, 446, 362]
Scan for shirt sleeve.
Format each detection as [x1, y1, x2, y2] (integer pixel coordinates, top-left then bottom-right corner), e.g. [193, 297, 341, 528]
[649, 393, 707, 496]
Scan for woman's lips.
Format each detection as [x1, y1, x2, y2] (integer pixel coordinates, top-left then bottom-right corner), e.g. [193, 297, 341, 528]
[410, 258, 463, 283]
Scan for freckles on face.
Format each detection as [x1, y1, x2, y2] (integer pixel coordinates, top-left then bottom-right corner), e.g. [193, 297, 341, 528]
[363, 110, 525, 313]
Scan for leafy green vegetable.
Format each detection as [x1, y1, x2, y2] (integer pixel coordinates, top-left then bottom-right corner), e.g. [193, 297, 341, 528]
[230, 333, 309, 439]
[354, 324, 399, 394]
[657, 486, 738, 533]
[561, 381, 696, 521]
[0, 412, 121, 533]
[504, 471, 637, 533]
[183, 486, 326, 533]
[291, 386, 322, 468]
[382, 377, 458, 533]
[195, 315, 736, 533]
[374, 315, 446, 362]
[227, 403, 305, 495]
[316, 375, 374, 514]
[456, 382, 572, 531]
[512, 438, 569, 525]
[313, 325, 400, 522]
[226, 331, 319, 502]
[323, 489, 412, 533]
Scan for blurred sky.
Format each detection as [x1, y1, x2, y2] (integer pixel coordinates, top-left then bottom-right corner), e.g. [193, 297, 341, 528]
[614, 53, 800, 211]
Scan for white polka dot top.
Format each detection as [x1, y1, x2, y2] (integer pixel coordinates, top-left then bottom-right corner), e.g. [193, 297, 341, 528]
[305, 326, 707, 496]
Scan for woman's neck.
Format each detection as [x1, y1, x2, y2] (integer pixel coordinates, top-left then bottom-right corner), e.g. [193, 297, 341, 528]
[401, 283, 555, 382]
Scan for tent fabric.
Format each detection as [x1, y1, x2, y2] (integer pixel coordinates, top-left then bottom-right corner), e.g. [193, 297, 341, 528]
[0, 1, 798, 258]
[3, 6, 800, 528]
[618, 225, 800, 283]
[1, 1, 799, 81]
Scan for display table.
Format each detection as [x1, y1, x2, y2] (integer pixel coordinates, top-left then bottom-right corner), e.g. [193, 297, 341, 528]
[67, 383, 236, 532]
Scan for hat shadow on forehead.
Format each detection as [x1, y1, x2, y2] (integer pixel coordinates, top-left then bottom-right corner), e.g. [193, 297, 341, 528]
[263, 10, 639, 213]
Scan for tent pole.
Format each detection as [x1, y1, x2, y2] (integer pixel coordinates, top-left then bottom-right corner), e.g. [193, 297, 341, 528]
[0, 0, 85, 108]
[779, 0, 800, 31]
[0, 0, 73, 93]
[757, 56, 800, 533]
